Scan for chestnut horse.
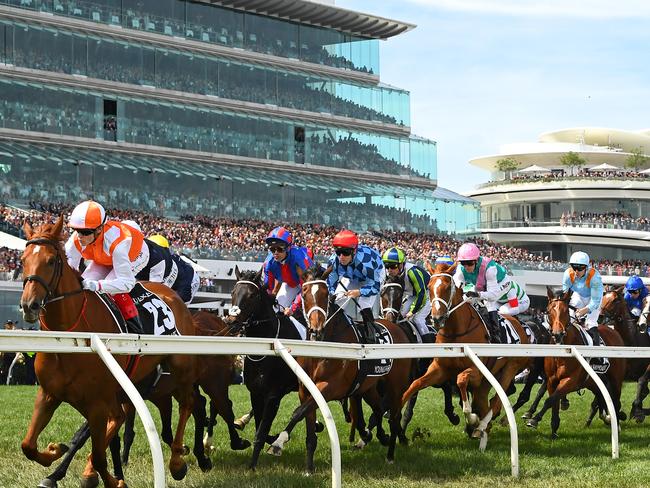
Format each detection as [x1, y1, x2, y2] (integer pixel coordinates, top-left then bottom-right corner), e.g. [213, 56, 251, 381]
[600, 287, 650, 422]
[19, 217, 196, 488]
[525, 288, 626, 438]
[401, 261, 531, 449]
[380, 273, 460, 431]
[267, 264, 414, 468]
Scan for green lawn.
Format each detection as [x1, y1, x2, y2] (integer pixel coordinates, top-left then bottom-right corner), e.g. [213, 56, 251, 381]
[1, 383, 650, 487]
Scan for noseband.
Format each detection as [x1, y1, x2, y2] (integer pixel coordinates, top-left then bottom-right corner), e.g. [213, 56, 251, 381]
[301, 279, 329, 322]
[22, 238, 82, 306]
[228, 279, 279, 337]
[380, 282, 403, 319]
[429, 272, 466, 327]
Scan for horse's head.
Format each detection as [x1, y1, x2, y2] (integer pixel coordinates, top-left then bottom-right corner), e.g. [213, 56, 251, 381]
[20, 216, 68, 323]
[546, 286, 572, 344]
[301, 264, 331, 340]
[381, 272, 404, 323]
[600, 285, 629, 325]
[226, 266, 264, 334]
[427, 260, 459, 329]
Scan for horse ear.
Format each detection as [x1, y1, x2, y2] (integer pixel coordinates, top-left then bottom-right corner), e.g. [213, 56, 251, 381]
[546, 286, 554, 301]
[425, 260, 435, 274]
[22, 220, 33, 240]
[562, 289, 572, 302]
[448, 262, 458, 273]
[616, 285, 625, 296]
[322, 265, 332, 280]
[52, 214, 64, 239]
[234, 265, 241, 280]
[254, 267, 263, 284]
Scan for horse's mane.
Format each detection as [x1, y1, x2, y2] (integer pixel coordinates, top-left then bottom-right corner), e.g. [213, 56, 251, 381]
[385, 273, 403, 284]
[549, 287, 567, 300]
[239, 269, 262, 284]
[304, 263, 325, 280]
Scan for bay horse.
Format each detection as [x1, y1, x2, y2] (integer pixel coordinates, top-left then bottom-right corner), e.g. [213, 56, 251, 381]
[267, 264, 414, 468]
[19, 217, 196, 488]
[401, 261, 531, 449]
[525, 287, 626, 438]
[600, 287, 650, 422]
[224, 267, 301, 470]
[380, 273, 460, 430]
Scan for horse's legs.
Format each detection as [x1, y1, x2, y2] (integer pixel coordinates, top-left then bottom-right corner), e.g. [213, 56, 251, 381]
[585, 395, 600, 427]
[168, 386, 194, 481]
[203, 401, 218, 450]
[440, 382, 460, 425]
[190, 388, 212, 472]
[400, 392, 417, 437]
[456, 366, 483, 427]
[83, 406, 124, 488]
[201, 378, 250, 451]
[250, 390, 284, 470]
[631, 368, 650, 421]
[401, 360, 447, 407]
[550, 400, 561, 439]
[39, 422, 89, 486]
[21, 387, 66, 467]
[120, 406, 136, 466]
[304, 405, 318, 473]
[523, 378, 548, 419]
[513, 359, 543, 413]
[108, 429, 124, 481]
[527, 376, 578, 432]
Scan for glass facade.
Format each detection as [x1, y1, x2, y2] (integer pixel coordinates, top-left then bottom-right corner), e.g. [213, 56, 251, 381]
[0, 20, 409, 125]
[0, 76, 426, 177]
[1, 0, 379, 74]
[0, 141, 440, 233]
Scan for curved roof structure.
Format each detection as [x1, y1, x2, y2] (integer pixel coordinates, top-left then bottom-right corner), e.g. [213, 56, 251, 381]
[540, 127, 650, 151]
[203, 0, 415, 39]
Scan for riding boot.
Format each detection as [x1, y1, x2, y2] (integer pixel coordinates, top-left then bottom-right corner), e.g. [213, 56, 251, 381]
[359, 308, 377, 344]
[418, 333, 435, 375]
[421, 333, 436, 344]
[126, 315, 145, 335]
[488, 310, 504, 343]
[588, 327, 604, 366]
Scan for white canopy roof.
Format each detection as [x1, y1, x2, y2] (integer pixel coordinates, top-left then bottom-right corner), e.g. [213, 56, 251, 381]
[589, 163, 620, 171]
[518, 164, 550, 173]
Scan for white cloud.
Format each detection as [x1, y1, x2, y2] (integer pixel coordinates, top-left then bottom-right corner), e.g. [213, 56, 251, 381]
[404, 0, 650, 19]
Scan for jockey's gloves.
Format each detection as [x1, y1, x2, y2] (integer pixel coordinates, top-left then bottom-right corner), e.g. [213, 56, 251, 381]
[82, 279, 101, 292]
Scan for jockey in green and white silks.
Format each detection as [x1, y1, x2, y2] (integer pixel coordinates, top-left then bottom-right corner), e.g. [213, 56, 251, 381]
[381, 247, 433, 343]
[452, 242, 529, 343]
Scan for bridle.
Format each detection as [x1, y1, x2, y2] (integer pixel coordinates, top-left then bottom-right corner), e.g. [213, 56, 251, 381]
[301, 279, 329, 323]
[601, 291, 637, 330]
[22, 238, 83, 307]
[429, 272, 468, 326]
[380, 282, 403, 320]
[228, 279, 279, 339]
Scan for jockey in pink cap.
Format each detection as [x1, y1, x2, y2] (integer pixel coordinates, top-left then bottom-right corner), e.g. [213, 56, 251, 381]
[452, 242, 529, 343]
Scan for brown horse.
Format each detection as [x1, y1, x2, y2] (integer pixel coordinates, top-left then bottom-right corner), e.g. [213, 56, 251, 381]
[401, 261, 530, 449]
[600, 287, 650, 422]
[525, 287, 626, 438]
[19, 217, 196, 488]
[267, 264, 414, 468]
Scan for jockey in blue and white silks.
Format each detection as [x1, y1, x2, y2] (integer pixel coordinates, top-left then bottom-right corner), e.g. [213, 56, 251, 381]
[562, 251, 604, 351]
[624, 275, 648, 320]
[326, 230, 385, 344]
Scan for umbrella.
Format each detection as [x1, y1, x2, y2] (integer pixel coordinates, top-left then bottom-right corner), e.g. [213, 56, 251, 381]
[589, 163, 620, 171]
[518, 164, 550, 173]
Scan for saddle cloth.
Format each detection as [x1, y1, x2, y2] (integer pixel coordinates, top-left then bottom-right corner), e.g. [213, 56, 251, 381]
[576, 326, 610, 374]
[130, 283, 179, 336]
[350, 320, 394, 377]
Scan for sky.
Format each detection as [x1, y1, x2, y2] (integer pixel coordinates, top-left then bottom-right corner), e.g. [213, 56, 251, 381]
[337, 0, 650, 195]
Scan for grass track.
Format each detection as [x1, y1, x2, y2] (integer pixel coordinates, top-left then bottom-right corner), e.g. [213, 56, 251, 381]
[1, 383, 650, 487]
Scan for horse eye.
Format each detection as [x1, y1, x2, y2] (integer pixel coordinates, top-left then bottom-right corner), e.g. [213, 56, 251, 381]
[47, 257, 56, 266]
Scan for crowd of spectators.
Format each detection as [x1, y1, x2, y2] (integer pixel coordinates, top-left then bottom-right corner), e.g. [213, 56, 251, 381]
[487, 167, 650, 187]
[560, 211, 650, 232]
[3, 202, 650, 278]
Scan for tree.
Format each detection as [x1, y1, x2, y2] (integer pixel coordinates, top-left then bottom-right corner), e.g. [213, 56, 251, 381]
[495, 157, 520, 180]
[625, 147, 648, 171]
[560, 151, 586, 175]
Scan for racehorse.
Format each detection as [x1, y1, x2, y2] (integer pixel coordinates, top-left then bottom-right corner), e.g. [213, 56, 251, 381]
[225, 267, 301, 470]
[380, 273, 460, 430]
[19, 217, 196, 488]
[600, 287, 650, 422]
[526, 287, 626, 438]
[401, 261, 531, 449]
[267, 264, 414, 468]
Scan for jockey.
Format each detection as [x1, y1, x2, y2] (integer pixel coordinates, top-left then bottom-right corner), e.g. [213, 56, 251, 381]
[146, 234, 200, 304]
[381, 247, 434, 343]
[562, 251, 604, 360]
[453, 242, 530, 343]
[262, 226, 312, 315]
[624, 275, 648, 320]
[327, 229, 385, 344]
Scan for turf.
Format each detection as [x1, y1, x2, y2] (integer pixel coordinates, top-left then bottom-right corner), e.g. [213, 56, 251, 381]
[1, 382, 649, 487]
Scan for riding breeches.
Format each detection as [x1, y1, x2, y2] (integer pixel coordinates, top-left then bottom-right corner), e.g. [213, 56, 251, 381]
[569, 292, 600, 329]
[400, 296, 432, 338]
[498, 294, 530, 316]
[275, 282, 301, 310]
[333, 271, 385, 320]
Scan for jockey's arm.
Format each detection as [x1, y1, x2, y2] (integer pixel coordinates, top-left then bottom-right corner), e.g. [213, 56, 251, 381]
[64, 234, 82, 270]
[98, 239, 137, 294]
[587, 274, 604, 312]
[451, 266, 464, 289]
[478, 267, 506, 302]
[407, 267, 427, 314]
[561, 269, 572, 293]
[359, 267, 381, 297]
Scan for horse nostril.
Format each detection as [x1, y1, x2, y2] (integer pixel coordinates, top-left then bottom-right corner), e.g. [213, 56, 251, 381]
[29, 301, 41, 311]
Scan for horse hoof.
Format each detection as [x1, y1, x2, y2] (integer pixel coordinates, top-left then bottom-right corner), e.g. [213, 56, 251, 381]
[448, 413, 460, 426]
[354, 439, 366, 450]
[37, 478, 57, 488]
[526, 418, 538, 429]
[635, 415, 645, 424]
[471, 429, 482, 439]
[398, 434, 409, 446]
[467, 413, 479, 426]
[361, 430, 373, 444]
[521, 411, 532, 420]
[551, 432, 559, 440]
[386, 458, 395, 465]
[198, 457, 213, 472]
[603, 415, 611, 426]
[182, 445, 190, 456]
[619, 411, 627, 421]
[315, 421, 325, 433]
[170, 462, 188, 481]
[79, 474, 99, 488]
[378, 433, 390, 447]
[231, 438, 251, 451]
[560, 399, 570, 411]
[267, 445, 283, 457]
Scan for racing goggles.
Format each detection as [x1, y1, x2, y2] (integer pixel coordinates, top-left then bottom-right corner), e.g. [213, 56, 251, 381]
[570, 264, 587, 272]
[268, 245, 287, 253]
[334, 247, 354, 257]
[74, 227, 98, 236]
